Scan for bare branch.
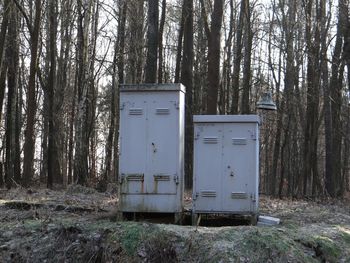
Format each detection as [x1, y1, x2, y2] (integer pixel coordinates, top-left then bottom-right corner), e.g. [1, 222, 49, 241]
[199, 0, 211, 38]
[11, 0, 33, 36]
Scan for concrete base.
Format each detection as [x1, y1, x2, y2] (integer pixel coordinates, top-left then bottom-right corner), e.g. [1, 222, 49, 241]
[258, 215, 280, 226]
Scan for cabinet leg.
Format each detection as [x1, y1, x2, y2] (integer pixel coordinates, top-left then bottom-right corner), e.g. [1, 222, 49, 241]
[174, 212, 183, 225]
[250, 214, 258, 226]
[192, 213, 198, 226]
[116, 211, 123, 221]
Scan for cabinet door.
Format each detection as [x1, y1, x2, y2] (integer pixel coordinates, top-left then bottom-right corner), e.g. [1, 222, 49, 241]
[222, 123, 257, 212]
[147, 93, 179, 194]
[193, 123, 223, 212]
[119, 95, 147, 194]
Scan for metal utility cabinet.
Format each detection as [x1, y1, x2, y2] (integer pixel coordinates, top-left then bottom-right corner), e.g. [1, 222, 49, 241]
[192, 115, 260, 224]
[118, 84, 185, 221]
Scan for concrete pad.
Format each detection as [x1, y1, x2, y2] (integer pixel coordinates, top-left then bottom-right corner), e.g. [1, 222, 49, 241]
[258, 215, 281, 226]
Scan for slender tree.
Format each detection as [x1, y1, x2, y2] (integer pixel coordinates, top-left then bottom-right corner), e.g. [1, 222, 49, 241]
[74, 0, 93, 185]
[22, 0, 42, 187]
[231, 0, 245, 114]
[5, 1, 19, 188]
[240, 0, 253, 114]
[103, 0, 127, 188]
[47, 0, 58, 189]
[175, 2, 185, 83]
[158, 0, 166, 83]
[145, 0, 159, 83]
[181, 0, 193, 188]
[200, 0, 224, 114]
[0, 0, 10, 128]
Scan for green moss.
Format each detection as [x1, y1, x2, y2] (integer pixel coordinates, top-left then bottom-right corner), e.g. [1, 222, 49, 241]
[314, 236, 341, 261]
[23, 219, 42, 230]
[82, 220, 118, 232]
[341, 231, 350, 244]
[120, 222, 145, 255]
[232, 227, 313, 263]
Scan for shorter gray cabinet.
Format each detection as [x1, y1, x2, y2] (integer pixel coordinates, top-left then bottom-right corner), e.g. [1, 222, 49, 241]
[192, 115, 260, 223]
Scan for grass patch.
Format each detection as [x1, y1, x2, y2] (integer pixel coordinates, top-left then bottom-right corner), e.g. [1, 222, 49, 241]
[315, 236, 341, 262]
[142, 231, 179, 262]
[300, 235, 342, 262]
[233, 227, 309, 262]
[120, 222, 145, 255]
[341, 231, 350, 244]
[22, 219, 43, 231]
[82, 219, 118, 232]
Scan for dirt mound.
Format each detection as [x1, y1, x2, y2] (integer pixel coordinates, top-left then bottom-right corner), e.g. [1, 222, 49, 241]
[0, 189, 349, 262]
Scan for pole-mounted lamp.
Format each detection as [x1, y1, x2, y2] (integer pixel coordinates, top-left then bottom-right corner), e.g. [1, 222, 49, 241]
[256, 89, 277, 197]
[256, 91, 277, 111]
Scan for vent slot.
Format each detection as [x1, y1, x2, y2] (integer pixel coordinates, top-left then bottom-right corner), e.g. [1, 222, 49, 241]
[156, 108, 170, 115]
[129, 108, 143, 115]
[231, 192, 248, 199]
[232, 138, 247, 145]
[154, 174, 171, 181]
[126, 174, 144, 181]
[201, 191, 217, 197]
[203, 137, 218, 144]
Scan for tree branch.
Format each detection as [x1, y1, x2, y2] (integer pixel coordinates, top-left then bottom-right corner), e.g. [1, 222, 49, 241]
[11, 0, 33, 36]
[199, 0, 211, 38]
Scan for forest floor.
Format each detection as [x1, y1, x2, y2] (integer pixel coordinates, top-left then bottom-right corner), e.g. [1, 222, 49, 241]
[0, 185, 350, 263]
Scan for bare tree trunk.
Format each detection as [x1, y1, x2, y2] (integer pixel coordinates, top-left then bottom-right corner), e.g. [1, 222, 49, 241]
[103, 0, 127, 189]
[325, 0, 343, 197]
[220, 0, 234, 114]
[47, 0, 58, 189]
[339, 0, 350, 196]
[303, 0, 321, 196]
[268, 3, 282, 196]
[181, 0, 193, 189]
[68, 78, 77, 184]
[240, 0, 252, 114]
[87, 0, 99, 183]
[5, 1, 19, 188]
[74, 0, 93, 185]
[14, 65, 22, 184]
[23, 0, 42, 187]
[205, 0, 224, 114]
[0, 54, 7, 129]
[57, 0, 73, 187]
[231, 0, 245, 114]
[0, 0, 9, 79]
[193, 6, 207, 114]
[145, 0, 159, 83]
[128, 0, 144, 83]
[158, 0, 166, 83]
[102, 44, 118, 190]
[175, 1, 185, 83]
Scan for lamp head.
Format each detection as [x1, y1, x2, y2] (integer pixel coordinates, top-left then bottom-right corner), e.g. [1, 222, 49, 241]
[257, 91, 277, 111]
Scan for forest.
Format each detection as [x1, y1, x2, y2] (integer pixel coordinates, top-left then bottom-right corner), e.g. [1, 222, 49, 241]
[0, 0, 349, 199]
